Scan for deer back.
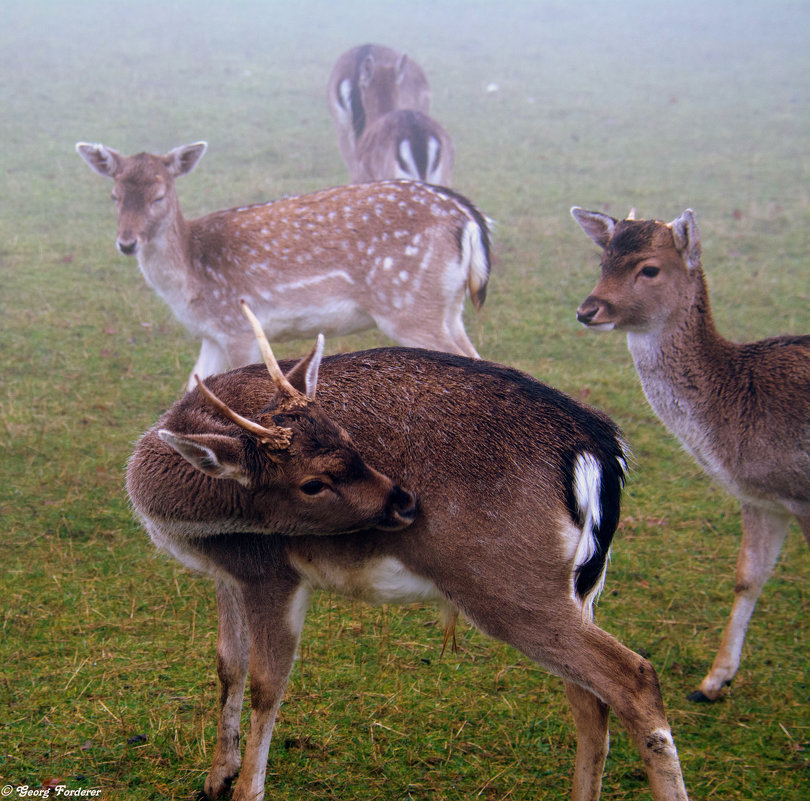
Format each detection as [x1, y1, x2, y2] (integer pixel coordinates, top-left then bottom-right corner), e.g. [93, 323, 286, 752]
[130, 348, 628, 616]
[353, 109, 454, 185]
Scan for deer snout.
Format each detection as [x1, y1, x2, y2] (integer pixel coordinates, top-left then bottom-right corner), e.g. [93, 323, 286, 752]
[117, 236, 139, 256]
[382, 485, 418, 530]
[576, 297, 615, 330]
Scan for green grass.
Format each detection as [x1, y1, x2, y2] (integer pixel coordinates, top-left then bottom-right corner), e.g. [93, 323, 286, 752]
[1, 1, 808, 799]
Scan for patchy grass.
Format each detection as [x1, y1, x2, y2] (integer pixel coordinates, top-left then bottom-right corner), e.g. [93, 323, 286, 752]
[1, 1, 808, 800]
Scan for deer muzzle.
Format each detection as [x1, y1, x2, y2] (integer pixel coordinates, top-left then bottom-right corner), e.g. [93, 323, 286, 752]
[379, 485, 418, 530]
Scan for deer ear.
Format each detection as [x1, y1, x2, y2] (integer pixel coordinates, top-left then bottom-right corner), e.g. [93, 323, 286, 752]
[284, 334, 325, 399]
[571, 207, 616, 249]
[165, 142, 207, 177]
[668, 209, 701, 271]
[359, 54, 376, 88]
[158, 429, 250, 485]
[395, 53, 409, 83]
[76, 142, 123, 178]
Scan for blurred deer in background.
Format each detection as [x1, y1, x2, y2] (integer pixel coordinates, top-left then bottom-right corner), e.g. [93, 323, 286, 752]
[77, 141, 490, 390]
[354, 108, 454, 186]
[572, 205, 810, 702]
[327, 44, 433, 181]
[126, 302, 689, 801]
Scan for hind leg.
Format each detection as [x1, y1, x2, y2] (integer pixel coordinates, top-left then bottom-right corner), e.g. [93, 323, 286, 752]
[564, 681, 609, 801]
[500, 615, 687, 801]
[373, 297, 479, 358]
[562, 626, 687, 801]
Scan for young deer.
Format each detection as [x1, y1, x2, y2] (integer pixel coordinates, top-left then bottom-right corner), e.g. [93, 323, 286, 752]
[572, 206, 810, 702]
[126, 302, 689, 801]
[76, 141, 490, 390]
[354, 108, 455, 186]
[327, 44, 431, 180]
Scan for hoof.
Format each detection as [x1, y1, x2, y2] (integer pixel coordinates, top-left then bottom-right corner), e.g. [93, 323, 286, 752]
[686, 689, 716, 703]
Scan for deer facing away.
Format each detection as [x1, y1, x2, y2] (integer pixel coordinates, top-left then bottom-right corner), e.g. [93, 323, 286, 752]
[572, 206, 810, 702]
[327, 43, 432, 181]
[354, 107, 455, 186]
[126, 304, 689, 801]
[76, 141, 490, 391]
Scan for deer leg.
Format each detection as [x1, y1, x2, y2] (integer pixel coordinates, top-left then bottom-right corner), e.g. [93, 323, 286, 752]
[374, 313, 479, 359]
[188, 338, 231, 391]
[187, 337, 260, 392]
[798, 514, 810, 548]
[204, 580, 250, 799]
[564, 680, 609, 801]
[504, 618, 687, 801]
[230, 576, 310, 801]
[690, 504, 790, 701]
[565, 626, 688, 801]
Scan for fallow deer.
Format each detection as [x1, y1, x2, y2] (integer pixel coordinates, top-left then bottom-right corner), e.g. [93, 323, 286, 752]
[76, 141, 490, 390]
[354, 108, 455, 186]
[327, 44, 431, 180]
[572, 206, 810, 702]
[126, 302, 689, 801]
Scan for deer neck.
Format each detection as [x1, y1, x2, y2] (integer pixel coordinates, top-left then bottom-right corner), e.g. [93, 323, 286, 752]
[136, 207, 196, 316]
[626, 270, 734, 472]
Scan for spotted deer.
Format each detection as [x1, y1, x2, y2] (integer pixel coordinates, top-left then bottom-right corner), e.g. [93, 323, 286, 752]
[126, 302, 689, 801]
[327, 44, 431, 181]
[354, 108, 455, 186]
[572, 206, 810, 702]
[76, 141, 490, 390]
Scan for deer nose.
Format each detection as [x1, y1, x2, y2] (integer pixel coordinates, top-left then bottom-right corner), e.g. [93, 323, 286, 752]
[576, 302, 599, 325]
[117, 237, 138, 256]
[389, 485, 418, 527]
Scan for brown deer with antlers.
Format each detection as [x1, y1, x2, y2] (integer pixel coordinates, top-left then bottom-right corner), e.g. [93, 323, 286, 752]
[572, 206, 810, 702]
[76, 141, 490, 391]
[126, 302, 689, 801]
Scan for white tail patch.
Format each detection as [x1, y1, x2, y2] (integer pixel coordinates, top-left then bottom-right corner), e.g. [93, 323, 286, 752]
[572, 452, 609, 616]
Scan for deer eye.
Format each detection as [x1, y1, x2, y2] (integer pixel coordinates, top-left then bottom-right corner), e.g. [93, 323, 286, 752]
[639, 265, 660, 278]
[300, 478, 329, 496]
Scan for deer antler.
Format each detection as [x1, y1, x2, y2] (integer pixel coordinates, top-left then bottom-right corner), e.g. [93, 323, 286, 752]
[241, 300, 308, 407]
[195, 375, 293, 450]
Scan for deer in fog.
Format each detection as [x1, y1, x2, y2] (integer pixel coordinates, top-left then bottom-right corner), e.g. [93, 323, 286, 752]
[126, 301, 689, 801]
[76, 141, 490, 391]
[327, 44, 431, 181]
[354, 108, 455, 186]
[572, 206, 810, 702]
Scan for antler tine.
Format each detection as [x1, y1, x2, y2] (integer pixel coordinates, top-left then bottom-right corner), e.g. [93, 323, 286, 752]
[194, 374, 292, 449]
[627, 207, 637, 220]
[240, 300, 302, 400]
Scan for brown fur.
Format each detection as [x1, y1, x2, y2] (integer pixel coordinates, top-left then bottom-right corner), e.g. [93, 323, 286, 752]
[127, 344, 688, 801]
[573, 205, 810, 702]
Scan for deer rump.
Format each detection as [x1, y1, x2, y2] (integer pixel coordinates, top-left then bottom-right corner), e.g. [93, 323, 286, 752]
[135, 348, 626, 626]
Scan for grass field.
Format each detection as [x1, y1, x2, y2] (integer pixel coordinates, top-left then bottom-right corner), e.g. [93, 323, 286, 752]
[1, 1, 808, 799]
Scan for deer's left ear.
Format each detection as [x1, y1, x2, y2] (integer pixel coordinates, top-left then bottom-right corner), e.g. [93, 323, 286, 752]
[668, 209, 701, 272]
[158, 429, 250, 485]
